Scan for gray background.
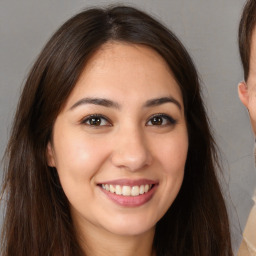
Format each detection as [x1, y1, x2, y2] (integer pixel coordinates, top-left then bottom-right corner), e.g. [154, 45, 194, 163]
[0, 0, 255, 253]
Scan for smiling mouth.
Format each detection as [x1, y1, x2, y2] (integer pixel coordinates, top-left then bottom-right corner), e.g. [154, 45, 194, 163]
[98, 180, 158, 207]
[100, 184, 154, 197]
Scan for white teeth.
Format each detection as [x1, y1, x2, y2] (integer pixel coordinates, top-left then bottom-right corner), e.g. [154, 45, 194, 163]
[131, 186, 139, 196]
[115, 185, 122, 195]
[109, 185, 115, 193]
[139, 185, 144, 194]
[101, 184, 153, 196]
[122, 186, 131, 196]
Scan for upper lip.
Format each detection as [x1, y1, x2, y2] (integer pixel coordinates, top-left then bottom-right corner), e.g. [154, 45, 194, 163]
[97, 179, 158, 186]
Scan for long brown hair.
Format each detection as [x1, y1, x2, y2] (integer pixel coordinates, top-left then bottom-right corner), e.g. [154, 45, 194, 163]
[1, 5, 233, 255]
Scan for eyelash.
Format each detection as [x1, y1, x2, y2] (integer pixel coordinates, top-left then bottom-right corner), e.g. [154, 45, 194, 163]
[80, 113, 177, 127]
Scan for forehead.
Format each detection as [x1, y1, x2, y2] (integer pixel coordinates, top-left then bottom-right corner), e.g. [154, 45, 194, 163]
[65, 42, 183, 106]
[85, 41, 172, 77]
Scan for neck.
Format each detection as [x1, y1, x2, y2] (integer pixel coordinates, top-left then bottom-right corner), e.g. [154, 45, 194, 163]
[74, 219, 156, 256]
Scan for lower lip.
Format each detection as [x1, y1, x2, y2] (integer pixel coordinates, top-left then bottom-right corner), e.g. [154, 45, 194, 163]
[100, 185, 157, 207]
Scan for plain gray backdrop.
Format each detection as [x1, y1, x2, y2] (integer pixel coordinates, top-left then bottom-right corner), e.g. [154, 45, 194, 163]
[1, 0, 255, 253]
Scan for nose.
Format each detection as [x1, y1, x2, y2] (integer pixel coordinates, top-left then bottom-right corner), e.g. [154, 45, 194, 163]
[110, 127, 153, 171]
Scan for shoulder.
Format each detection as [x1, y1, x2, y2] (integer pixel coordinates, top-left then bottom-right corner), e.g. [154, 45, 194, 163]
[237, 195, 256, 256]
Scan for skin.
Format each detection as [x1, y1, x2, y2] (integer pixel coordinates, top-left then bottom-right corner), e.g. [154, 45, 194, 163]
[238, 28, 256, 136]
[47, 42, 188, 256]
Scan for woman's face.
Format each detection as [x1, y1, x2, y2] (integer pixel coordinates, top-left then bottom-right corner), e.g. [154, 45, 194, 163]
[47, 42, 188, 237]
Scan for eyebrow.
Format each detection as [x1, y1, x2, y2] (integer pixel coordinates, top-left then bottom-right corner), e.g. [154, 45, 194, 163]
[144, 97, 182, 110]
[70, 97, 120, 110]
[69, 96, 181, 111]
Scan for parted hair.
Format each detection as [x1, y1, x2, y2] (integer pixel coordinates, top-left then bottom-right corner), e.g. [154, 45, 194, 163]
[239, 0, 256, 81]
[1, 5, 233, 256]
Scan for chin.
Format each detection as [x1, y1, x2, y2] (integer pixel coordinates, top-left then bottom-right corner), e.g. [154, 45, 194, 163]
[102, 214, 157, 237]
[109, 225, 155, 237]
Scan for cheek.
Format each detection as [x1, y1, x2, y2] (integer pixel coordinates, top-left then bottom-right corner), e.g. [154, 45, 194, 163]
[156, 130, 188, 174]
[53, 131, 108, 182]
[151, 131, 188, 218]
[248, 94, 256, 121]
[246, 85, 256, 134]
[52, 133, 110, 211]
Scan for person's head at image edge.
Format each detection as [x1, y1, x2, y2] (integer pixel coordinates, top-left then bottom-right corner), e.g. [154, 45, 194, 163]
[0, 5, 233, 256]
[238, 0, 256, 138]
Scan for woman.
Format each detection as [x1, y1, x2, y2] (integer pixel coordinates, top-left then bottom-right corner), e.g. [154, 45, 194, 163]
[0, 5, 233, 256]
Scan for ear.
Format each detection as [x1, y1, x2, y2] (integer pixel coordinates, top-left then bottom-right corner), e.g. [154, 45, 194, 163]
[238, 81, 249, 108]
[46, 142, 56, 167]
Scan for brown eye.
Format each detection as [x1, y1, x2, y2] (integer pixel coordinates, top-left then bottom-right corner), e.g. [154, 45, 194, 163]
[146, 114, 177, 126]
[89, 117, 102, 126]
[151, 116, 163, 125]
[82, 115, 111, 127]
